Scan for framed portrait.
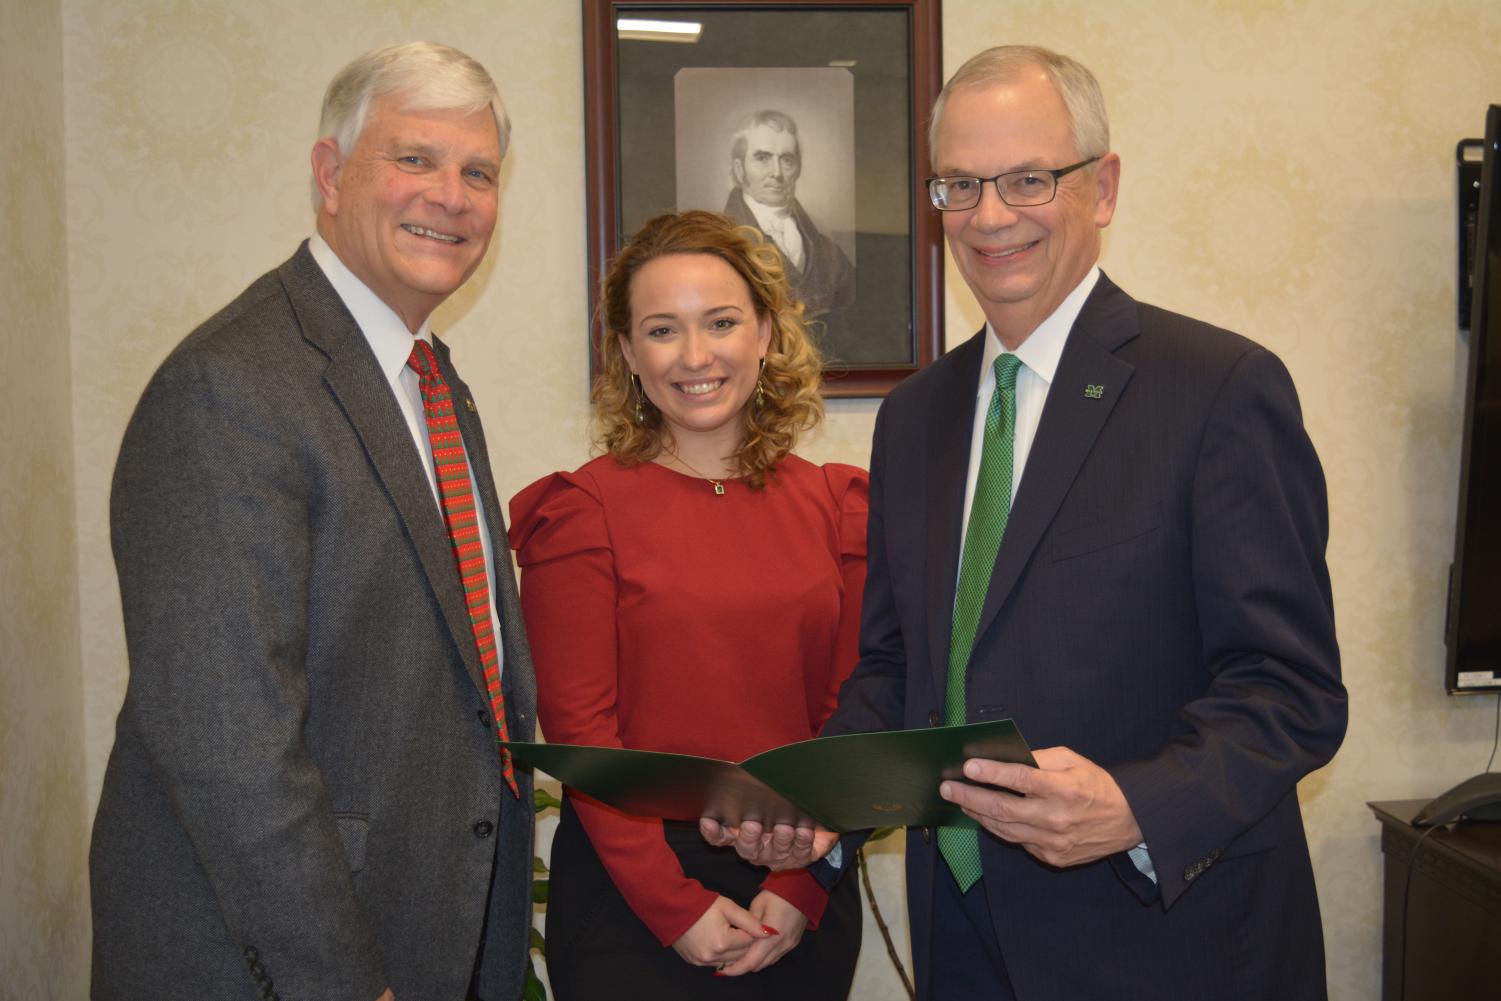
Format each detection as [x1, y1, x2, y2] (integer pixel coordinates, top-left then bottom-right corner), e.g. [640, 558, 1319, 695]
[584, 0, 944, 397]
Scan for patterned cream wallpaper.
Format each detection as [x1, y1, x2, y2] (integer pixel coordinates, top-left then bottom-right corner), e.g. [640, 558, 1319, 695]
[26, 0, 1496, 997]
[1, 0, 90, 995]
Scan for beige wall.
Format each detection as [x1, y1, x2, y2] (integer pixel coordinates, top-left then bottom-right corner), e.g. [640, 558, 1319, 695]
[0, 0, 91, 994]
[1, 0, 1494, 996]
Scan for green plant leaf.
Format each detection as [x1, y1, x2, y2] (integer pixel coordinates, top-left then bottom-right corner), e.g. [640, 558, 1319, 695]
[530, 926, 547, 955]
[533, 788, 563, 812]
[532, 879, 549, 904]
[869, 826, 899, 842]
[533, 855, 549, 874]
[522, 963, 548, 1001]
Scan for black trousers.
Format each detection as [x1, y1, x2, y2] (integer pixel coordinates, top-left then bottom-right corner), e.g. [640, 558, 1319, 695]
[545, 798, 861, 1001]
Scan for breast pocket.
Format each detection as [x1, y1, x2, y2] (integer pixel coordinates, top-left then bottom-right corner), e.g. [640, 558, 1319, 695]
[1043, 502, 1171, 653]
[1050, 502, 1163, 563]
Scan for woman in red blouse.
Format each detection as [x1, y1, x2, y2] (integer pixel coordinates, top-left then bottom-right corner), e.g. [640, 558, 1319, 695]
[509, 210, 866, 998]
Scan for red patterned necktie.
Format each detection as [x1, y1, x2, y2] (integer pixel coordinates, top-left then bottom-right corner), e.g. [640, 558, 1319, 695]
[407, 340, 518, 797]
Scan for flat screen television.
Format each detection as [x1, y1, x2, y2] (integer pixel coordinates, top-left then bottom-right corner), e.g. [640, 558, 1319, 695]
[1446, 104, 1501, 694]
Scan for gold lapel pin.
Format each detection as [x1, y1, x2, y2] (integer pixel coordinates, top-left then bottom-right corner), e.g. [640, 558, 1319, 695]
[465, 398, 477, 412]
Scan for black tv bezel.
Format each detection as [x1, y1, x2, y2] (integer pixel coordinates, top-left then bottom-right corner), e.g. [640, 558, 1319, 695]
[1445, 104, 1501, 695]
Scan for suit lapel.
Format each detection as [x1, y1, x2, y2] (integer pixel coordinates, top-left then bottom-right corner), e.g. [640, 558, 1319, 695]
[924, 330, 987, 700]
[971, 274, 1139, 651]
[279, 245, 490, 699]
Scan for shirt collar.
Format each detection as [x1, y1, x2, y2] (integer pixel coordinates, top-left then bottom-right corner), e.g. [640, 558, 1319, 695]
[741, 193, 795, 231]
[979, 265, 1101, 393]
[308, 232, 433, 383]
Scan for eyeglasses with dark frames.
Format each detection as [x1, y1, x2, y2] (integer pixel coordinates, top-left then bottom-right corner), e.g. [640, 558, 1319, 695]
[925, 157, 1100, 211]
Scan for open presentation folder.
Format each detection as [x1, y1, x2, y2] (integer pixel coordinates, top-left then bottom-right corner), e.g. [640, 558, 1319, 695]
[503, 719, 1035, 833]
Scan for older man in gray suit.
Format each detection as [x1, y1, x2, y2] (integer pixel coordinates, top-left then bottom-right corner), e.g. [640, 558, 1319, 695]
[91, 42, 536, 1001]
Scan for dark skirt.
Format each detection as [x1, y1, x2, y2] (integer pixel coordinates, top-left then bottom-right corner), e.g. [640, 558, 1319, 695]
[545, 797, 862, 1000]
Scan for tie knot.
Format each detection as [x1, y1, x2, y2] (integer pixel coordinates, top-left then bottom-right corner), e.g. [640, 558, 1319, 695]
[994, 352, 1022, 391]
[407, 339, 439, 380]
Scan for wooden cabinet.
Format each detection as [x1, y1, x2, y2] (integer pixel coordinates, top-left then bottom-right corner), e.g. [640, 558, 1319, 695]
[1369, 800, 1501, 1001]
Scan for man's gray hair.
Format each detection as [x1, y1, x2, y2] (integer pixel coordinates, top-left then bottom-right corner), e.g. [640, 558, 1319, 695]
[928, 45, 1109, 168]
[313, 41, 510, 208]
[730, 109, 801, 164]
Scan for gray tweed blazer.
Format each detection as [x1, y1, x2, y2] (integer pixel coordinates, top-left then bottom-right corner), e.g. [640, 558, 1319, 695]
[91, 243, 537, 1001]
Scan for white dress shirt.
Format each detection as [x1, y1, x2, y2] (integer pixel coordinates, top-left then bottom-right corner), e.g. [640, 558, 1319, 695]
[741, 194, 807, 271]
[308, 234, 505, 681]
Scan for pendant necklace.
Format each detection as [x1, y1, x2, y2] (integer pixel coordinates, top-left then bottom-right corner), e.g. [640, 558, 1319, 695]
[667, 451, 729, 496]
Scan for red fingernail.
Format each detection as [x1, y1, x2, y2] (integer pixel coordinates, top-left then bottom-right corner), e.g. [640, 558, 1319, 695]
[714, 971, 727, 977]
[762, 924, 780, 935]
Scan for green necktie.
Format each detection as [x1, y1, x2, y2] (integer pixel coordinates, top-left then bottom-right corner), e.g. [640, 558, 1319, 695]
[939, 352, 1023, 892]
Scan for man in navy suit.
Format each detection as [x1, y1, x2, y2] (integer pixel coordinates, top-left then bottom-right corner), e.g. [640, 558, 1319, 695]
[708, 45, 1345, 1000]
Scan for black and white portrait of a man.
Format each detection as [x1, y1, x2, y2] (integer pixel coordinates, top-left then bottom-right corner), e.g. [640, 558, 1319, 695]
[676, 68, 857, 354]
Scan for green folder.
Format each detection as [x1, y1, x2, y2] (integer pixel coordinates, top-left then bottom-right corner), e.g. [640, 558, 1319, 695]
[503, 719, 1035, 833]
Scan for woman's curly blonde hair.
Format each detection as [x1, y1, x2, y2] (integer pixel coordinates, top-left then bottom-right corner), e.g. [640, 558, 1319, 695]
[593, 210, 825, 489]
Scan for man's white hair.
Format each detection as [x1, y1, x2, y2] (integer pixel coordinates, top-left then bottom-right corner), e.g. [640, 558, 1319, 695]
[928, 45, 1109, 168]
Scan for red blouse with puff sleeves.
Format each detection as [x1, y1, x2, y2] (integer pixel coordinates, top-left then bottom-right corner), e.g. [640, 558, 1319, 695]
[508, 454, 868, 947]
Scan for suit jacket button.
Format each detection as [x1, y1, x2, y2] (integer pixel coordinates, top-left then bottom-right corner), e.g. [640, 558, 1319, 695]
[921, 827, 932, 843]
[473, 819, 495, 838]
[477, 708, 491, 728]
[928, 711, 941, 727]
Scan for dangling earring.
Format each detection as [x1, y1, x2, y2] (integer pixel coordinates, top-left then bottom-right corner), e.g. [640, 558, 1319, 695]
[755, 357, 767, 409]
[632, 373, 646, 425]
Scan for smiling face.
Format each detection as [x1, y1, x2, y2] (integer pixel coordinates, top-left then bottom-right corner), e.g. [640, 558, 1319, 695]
[934, 71, 1119, 347]
[313, 94, 502, 332]
[618, 252, 772, 463]
[733, 124, 801, 209]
